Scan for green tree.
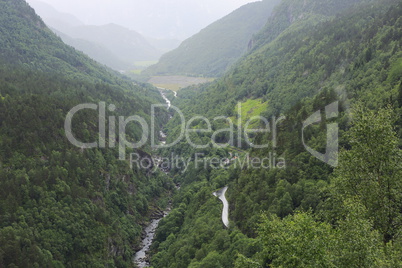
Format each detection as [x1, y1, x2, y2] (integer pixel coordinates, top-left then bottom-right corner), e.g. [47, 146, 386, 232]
[189, 251, 223, 268]
[333, 198, 385, 268]
[332, 105, 402, 242]
[397, 82, 402, 108]
[234, 253, 261, 268]
[257, 212, 335, 268]
[246, 205, 393, 268]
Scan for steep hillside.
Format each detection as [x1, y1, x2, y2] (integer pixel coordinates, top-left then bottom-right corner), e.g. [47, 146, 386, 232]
[0, 0, 135, 82]
[252, 0, 370, 49]
[145, 0, 281, 77]
[148, 0, 402, 267]
[0, 0, 171, 266]
[166, 0, 398, 119]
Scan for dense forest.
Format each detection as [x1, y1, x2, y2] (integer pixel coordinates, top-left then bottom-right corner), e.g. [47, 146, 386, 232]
[149, 0, 402, 267]
[0, 0, 173, 266]
[0, 0, 401, 267]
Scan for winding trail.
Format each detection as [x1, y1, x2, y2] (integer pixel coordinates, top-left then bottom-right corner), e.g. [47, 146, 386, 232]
[213, 186, 229, 228]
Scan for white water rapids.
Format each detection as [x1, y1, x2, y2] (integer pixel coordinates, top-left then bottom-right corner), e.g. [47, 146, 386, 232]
[157, 87, 177, 109]
[133, 216, 164, 267]
[158, 88, 171, 109]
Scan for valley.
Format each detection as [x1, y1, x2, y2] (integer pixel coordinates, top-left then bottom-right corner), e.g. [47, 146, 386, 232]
[148, 76, 214, 92]
[0, 0, 401, 267]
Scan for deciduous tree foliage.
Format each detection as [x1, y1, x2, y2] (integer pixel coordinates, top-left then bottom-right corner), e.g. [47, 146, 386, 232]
[332, 105, 402, 243]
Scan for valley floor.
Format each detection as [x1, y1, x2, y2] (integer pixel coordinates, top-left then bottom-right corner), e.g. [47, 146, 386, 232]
[148, 76, 214, 91]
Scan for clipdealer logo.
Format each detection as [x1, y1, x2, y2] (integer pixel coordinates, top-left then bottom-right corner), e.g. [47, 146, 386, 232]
[302, 101, 339, 167]
[64, 101, 339, 169]
[64, 102, 285, 156]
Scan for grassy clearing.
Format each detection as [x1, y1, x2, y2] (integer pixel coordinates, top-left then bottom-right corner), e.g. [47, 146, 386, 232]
[229, 98, 269, 127]
[153, 83, 182, 91]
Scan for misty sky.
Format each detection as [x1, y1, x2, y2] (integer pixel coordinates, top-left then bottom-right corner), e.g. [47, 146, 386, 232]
[26, 0, 261, 40]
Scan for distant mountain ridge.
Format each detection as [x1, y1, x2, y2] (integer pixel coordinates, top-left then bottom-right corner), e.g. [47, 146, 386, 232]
[26, 0, 181, 70]
[51, 28, 133, 70]
[25, 0, 84, 27]
[145, 0, 282, 77]
[58, 23, 162, 65]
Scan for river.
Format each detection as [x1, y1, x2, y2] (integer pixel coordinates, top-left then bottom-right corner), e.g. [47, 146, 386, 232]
[133, 211, 169, 267]
[133, 87, 175, 267]
[157, 87, 177, 109]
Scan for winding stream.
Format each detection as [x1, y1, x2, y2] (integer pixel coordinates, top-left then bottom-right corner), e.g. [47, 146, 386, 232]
[158, 87, 171, 109]
[133, 211, 169, 267]
[213, 186, 229, 228]
[133, 88, 175, 267]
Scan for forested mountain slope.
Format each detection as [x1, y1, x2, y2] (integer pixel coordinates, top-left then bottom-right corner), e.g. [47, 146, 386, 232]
[169, 0, 396, 119]
[145, 0, 281, 77]
[0, 0, 171, 266]
[149, 0, 402, 267]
